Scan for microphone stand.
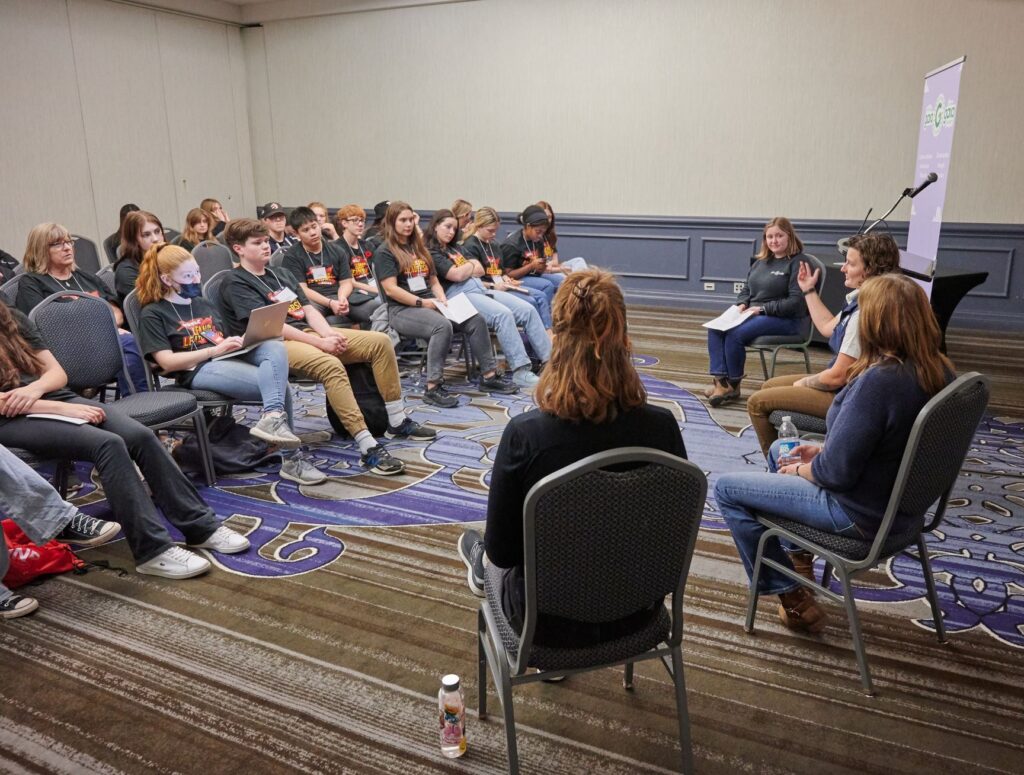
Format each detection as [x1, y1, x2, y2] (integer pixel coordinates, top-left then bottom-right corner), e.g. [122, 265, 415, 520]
[837, 187, 934, 281]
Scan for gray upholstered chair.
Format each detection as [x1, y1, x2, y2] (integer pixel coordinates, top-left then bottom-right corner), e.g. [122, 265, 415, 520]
[95, 265, 116, 295]
[0, 273, 22, 307]
[70, 235, 101, 274]
[478, 447, 706, 774]
[746, 254, 826, 379]
[745, 372, 990, 695]
[193, 240, 235, 279]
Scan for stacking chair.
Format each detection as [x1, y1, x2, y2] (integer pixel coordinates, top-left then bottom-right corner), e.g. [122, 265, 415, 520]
[746, 254, 826, 379]
[478, 448, 706, 774]
[102, 232, 119, 265]
[70, 235, 102, 274]
[269, 249, 285, 267]
[163, 227, 181, 244]
[0, 273, 22, 306]
[95, 265, 116, 295]
[192, 240, 235, 279]
[29, 291, 218, 486]
[744, 372, 990, 694]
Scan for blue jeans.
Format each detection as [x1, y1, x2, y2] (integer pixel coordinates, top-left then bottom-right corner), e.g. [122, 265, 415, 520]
[190, 340, 294, 422]
[714, 439, 859, 595]
[500, 284, 551, 327]
[448, 279, 551, 368]
[521, 275, 558, 303]
[119, 331, 149, 395]
[707, 314, 802, 380]
[0, 445, 79, 603]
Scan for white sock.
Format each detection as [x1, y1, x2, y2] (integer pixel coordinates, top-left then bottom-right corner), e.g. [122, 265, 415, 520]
[355, 430, 376, 454]
[384, 400, 406, 427]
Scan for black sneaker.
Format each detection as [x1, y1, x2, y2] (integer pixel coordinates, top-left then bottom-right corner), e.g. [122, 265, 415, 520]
[478, 374, 518, 395]
[423, 384, 459, 408]
[457, 529, 485, 597]
[56, 514, 121, 547]
[360, 444, 406, 476]
[385, 418, 437, 441]
[0, 594, 39, 619]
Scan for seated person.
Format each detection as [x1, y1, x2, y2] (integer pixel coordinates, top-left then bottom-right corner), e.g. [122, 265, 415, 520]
[501, 205, 565, 302]
[0, 443, 120, 619]
[425, 209, 549, 389]
[373, 202, 518, 409]
[1, 247, 19, 284]
[17, 222, 148, 395]
[363, 200, 390, 252]
[715, 273, 955, 634]
[747, 232, 901, 456]
[458, 268, 687, 647]
[259, 202, 298, 254]
[334, 204, 383, 318]
[177, 208, 214, 252]
[451, 198, 473, 239]
[704, 216, 810, 407]
[135, 243, 328, 485]
[0, 303, 249, 580]
[281, 206, 375, 327]
[536, 200, 587, 273]
[115, 210, 164, 304]
[461, 207, 552, 328]
[200, 198, 229, 237]
[103, 203, 139, 264]
[221, 218, 434, 476]
[308, 201, 339, 241]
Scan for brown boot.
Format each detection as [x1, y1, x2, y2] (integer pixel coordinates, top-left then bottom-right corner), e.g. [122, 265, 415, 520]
[788, 550, 817, 584]
[728, 377, 743, 401]
[708, 377, 734, 407]
[777, 587, 827, 633]
[703, 382, 718, 398]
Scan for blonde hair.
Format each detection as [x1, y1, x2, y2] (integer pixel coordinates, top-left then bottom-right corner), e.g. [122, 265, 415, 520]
[23, 223, 74, 274]
[461, 206, 499, 241]
[135, 243, 194, 305]
[755, 216, 803, 260]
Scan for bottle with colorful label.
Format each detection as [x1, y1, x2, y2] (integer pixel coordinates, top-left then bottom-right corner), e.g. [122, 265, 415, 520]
[438, 673, 466, 758]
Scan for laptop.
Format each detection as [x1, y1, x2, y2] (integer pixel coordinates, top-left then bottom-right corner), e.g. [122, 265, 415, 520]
[205, 301, 289, 360]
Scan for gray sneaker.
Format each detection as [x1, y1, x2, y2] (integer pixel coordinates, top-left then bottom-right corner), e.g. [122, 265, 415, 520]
[280, 452, 328, 485]
[457, 529, 485, 597]
[512, 366, 540, 388]
[251, 412, 302, 448]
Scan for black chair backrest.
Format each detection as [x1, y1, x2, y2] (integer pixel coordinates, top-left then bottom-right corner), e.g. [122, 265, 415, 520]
[96, 265, 116, 295]
[524, 448, 706, 630]
[163, 227, 181, 243]
[72, 235, 101, 274]
[102, 232, 119, 264]
[193, 240, 234, 280]
[122, 289, 143, 334]
[29, 291, 128, 393]
[0, 274, 22, 307]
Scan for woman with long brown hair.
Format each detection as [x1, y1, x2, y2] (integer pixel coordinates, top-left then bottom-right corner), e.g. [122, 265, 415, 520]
[457, 268, 687, 645]
[715, 272, 955, 634]
[372, 201, 516, 408]
[114, 210, 164, 303]
[177, 208, 214, 252]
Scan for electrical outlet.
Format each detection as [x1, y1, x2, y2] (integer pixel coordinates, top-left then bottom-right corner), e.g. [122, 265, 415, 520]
[703, 282, 715, 291]
[733, 282, 745, 294]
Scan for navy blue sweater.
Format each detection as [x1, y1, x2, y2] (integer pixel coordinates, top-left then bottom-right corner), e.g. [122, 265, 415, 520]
[812, 359, 947, 536]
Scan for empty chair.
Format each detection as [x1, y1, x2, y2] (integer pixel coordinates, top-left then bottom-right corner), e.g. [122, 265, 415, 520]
[192, 240, 235, 278]
[0, 274, 22, 307]
[70, 235, 101, 274]
[95, 265, 116, 295]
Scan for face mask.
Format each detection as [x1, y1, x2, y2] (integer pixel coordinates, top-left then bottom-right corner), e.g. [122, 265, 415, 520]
[178, 282, 203, 299]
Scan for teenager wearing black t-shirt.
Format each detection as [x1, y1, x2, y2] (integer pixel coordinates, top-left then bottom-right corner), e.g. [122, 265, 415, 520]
[18, 222, 148, 395]
[222, 219, 435, 476]
[373, 202, 517, 409]
[259, 202, 298, 254]
[115, 210, 164, 304]
[501, 205, 565, 303]
[177, 208, 214, 253]
[335, 203, 383, 318]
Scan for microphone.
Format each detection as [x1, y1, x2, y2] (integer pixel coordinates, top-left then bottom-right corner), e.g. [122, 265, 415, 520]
[906, 172, 939, 198]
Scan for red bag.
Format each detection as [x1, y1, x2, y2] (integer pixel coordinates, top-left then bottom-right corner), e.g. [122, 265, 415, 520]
[2, 519, 85, 589]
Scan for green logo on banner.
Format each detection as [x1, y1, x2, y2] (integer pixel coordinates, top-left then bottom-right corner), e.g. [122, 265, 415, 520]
[924, 94, 957, 137]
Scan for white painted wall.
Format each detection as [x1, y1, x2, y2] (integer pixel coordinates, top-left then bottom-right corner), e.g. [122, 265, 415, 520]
[0, 0, 255, 257]
[242, 0, 1023, 223]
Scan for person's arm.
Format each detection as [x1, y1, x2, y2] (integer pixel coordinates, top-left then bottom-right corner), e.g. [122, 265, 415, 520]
[468, 259, 485, 278]
[761, 258, 808, 318]
[0, 396, 105, 424]
[0, 349, 69, 416]
[483, 422, 528, 568]
[501, 243, 535, 280]
[795, 352, 856, 391]
[430, 276, 447, 304]
[445, 261, 476, 283]
[14, 275, 49, 315]
[809, 377, 887, 492]
[736, 265, 752, 308]
[151, 339, 244, 372]
[796, 261, 836, 336]
[336, 277, 355, 305]
[380, 276, 437, 310]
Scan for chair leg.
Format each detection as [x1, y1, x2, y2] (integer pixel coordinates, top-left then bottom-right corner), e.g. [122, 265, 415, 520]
[54, 460, 71, 499]
[623, 661, 634, 690]
[768, 348, 781, 379]
[744, 548, 766, 634]
[837, 570, 874, 695]
[191, 411, 217, 487]
[670, 646, 695, 774]
[821, 562, 834, 589]
[758, 349, 769, 380]
[917, 536, 947, 643]
[802, 347, 811, 373]
[477, 609, 489, 719]
[496, 661, 519, 774]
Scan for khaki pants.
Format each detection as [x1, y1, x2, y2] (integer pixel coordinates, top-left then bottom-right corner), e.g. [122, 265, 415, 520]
[285, 329, 400, 437]
[746, 374, 837, 457]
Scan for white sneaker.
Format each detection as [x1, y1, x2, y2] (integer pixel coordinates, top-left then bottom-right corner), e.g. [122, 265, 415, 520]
[512, 366, 540, 388]
[250, 412, 302, 447]
[188, 525, 251, 554]
[136, 546, 211, 579]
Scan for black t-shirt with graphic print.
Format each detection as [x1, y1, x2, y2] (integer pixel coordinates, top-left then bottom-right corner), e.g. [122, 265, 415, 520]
[430, 245, 474, 292]
[0, 309, 79, 413]
[372, 243, 435, 301]
[501, 228, 547, 276]
[0, 249, 19, 284]
[461, 236, 504, 282]
[281, 240, 351, 301]
[15, 270, 118, 315]
[220, 266, 310, 335]
[137, 297, 228, 387]
[335, 237, 375, 284]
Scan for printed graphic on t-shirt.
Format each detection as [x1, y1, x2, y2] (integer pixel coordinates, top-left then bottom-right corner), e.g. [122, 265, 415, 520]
[305, 263, 337, 287]
[176, 315, 222, 349]
[351, 250, 372, 280]
[269, 288, 305, 320]
[449, 250, 468, 267]
[483, 254, 502, 276]
[544, 242, 555, 259]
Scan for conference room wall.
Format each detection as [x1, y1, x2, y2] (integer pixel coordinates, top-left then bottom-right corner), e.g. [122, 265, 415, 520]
[0, 0, 256, 257]
[243, 0, 1021, 225]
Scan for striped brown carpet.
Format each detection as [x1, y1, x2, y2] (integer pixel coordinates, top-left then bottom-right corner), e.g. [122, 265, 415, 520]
[2, 308, 1022, 774]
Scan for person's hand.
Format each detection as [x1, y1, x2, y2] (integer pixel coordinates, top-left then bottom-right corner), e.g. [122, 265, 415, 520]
[317, 335, 345, 355]
[506, 277, 522, 288]
[747, 306, 763, 316]
[531, 257, 546, 272]
[793, 376, 809, 388]
[329, 298, 349, 316]
[788, 444, 820, 464]
[56, 402, 106, 424]
[321, 224, 339, 240]
[213, 336, 244, 356]
[326, 331, 349, 354]
[779, 462, 801, 476]
[737, 303, 747, 312]
[0, 384, 45, 416]
[420, 298, 438, 310]
[798, 261, 820, 293]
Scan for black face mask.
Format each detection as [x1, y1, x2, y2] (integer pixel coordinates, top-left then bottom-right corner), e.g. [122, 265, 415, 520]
[177, 282, 203, 299]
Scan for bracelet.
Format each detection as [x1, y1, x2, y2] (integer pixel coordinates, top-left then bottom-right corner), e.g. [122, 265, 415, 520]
[795, 464, 803, 477]
[802, 288, 816, 296]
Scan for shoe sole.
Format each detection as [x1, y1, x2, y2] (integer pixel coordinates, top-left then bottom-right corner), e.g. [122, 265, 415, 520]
[777, 604, 827, 634]
[456, 535, 485, 598]
[187, 537, 252, 554]
[384, 430, 437, 441]
[250, 427, 303, 448]
[422, 396, 459, 408]
[364, 464, 405, 476]
[136, 562, 211, 580]
[56, 523, 121, 547]
[0, 599, 40, 619]
[279, 469, 328, 485]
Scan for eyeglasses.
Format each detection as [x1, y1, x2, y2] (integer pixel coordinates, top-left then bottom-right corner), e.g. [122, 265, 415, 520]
[344, 218, 366, 224]
[48, 238, 76, 249]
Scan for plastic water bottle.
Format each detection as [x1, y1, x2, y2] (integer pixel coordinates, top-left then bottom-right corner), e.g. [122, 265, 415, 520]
[438, 674, 466, 758]
[777, 416, 800, 467]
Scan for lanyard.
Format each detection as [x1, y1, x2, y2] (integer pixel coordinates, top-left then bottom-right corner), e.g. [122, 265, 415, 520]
[246, 267, 285, 294]
[303, 245, 325, 267]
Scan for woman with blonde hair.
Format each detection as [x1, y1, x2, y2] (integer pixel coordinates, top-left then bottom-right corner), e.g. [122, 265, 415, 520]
[715, 272, 955, 634]
[457, 268, 687, 645]
[16, 222, 148, 395]
[135, 244, 327, 484]
[178, 208, 214, 252]
[200, 198, 228, 236]
[704, 216, 809, 407]
[308, 201, 339, 241]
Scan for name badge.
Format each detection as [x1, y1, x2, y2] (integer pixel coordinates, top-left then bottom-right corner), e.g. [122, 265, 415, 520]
[272, 287, 298, 303]
[491, 275, 505, 287]
[408, 275, 427, 292]
[365, 277, 377, 288]
[311, 266, 328, 281]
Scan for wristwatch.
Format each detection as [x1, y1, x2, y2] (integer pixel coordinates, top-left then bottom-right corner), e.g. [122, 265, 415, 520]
[415, 299, 423, 307]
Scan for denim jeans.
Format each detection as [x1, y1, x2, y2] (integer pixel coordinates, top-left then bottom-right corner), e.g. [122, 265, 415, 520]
[0, 445, 79, 602]
[520, 275, 558, 303]
[714, 439, 859, 595]
[707, 314, 802, 381]
[190, 340, 294, 423]
[447, 279, 551, 369]
[508, 284, 552, 328]
[119, 331, 149, 395]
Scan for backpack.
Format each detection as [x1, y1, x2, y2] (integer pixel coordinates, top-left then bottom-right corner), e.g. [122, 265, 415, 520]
[2, 519, 85, 589]
[173, 413, 281, 476]
[326, 362, 389, 438]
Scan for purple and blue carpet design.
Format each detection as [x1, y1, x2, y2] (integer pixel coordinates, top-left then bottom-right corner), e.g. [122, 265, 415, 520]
[74, 357, 1024, 648]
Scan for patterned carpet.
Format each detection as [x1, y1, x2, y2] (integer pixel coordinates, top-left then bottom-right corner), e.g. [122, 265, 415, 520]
[2, 356, 1023, 773]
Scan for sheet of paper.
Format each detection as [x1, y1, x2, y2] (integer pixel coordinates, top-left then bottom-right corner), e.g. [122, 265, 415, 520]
[433, 293, 478, 324]
[702, 305, 758, 331]
[26, 413, 88, 425]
